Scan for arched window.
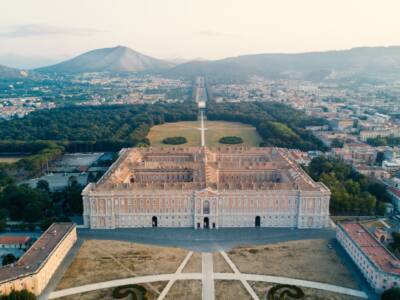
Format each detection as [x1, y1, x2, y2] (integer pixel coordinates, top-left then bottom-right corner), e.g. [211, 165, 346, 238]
[203, 200, 210, 214]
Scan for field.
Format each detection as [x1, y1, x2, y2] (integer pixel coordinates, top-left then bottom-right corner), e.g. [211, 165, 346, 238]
[250, 282, 362, 300]
[0, 156, 25, 163]
[56, 240, 187, 291]
[147, 120, 262, 148]
[227, 239, 358, 289]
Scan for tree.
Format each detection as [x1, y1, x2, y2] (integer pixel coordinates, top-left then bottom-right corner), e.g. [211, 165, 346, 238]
[376, 151, 385, 166]
[0, 289, 37, 300]
[331, 138, 344, 148]
[63, 180, 83, 215]
[305, 156, 389, 216]
[0, 209, 7, 231]
[36, 179, 50, 193]
[0, 184, 51, 222]
[381, 287, 400, 300]
[2, 253, 17, 266]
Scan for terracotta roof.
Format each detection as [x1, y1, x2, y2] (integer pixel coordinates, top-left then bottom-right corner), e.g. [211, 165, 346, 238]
[0, 236, 31, 245]
[388, 187, 400, 198]
[340, 222, 400, 276]
[0, 223, 75, 283]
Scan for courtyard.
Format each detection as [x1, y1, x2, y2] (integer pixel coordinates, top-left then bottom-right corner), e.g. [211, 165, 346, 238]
[49, 238, 368, 300]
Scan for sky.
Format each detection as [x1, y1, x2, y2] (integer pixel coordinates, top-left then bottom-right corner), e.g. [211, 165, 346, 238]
[1, 0, 400, 68]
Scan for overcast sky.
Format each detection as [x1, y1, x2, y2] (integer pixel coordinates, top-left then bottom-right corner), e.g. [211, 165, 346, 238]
[1, 0, 400, 67]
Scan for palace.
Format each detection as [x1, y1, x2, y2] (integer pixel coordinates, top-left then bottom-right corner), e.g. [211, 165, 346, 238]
[82, 147, 331, 229]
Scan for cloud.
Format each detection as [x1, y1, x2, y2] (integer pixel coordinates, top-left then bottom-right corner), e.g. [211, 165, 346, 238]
[196, 30, 228, 37]
[0, 24, 102, 38]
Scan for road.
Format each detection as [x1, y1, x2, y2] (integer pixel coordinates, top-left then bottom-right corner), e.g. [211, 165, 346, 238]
[77, 227, 335, 252]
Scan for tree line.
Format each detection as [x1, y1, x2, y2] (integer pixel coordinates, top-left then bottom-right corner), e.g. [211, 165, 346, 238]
[0, 169, 83, 231]
[0, 101, 327, 175]
[207, 101, 327, 151]
[305, 156, 390, 216]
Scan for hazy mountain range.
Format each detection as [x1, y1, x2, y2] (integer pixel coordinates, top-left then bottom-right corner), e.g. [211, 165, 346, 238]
[168, 46, 400, 82]
[1, 45, 400, 82]
[36, 46, 174, 74]
[0, 64, 29, 79]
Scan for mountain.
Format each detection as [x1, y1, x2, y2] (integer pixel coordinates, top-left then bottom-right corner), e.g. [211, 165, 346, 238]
[0, 54, 65, 70]
[169, 46, 400, 82]
[0, 64, 29, 79]
[36, 46, 174, 74]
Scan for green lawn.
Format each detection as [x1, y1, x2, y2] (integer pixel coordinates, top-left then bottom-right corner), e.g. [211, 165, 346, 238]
[147, 120, 262, 148]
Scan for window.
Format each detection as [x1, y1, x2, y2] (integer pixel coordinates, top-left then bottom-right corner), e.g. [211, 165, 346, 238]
[203, 200, 210, 214]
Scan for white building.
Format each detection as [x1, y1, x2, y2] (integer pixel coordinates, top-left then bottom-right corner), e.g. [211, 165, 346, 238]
[337, 222, 400, 293]
[82, 147, 331, 229]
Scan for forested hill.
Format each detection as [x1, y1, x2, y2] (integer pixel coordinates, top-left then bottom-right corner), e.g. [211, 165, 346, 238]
[0, 101, 326, 153]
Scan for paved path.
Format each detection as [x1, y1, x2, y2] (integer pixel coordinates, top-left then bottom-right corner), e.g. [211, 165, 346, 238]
[49, 272, 368, 300]
[78, 227, 335, 252]
[157, 251, 193, 300]
[202, 253, 215, 300]
[220, 251, 259, 300]
[199, 110, 206, 147]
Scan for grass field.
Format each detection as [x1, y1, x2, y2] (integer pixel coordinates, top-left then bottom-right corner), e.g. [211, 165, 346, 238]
[147, 120, 262, 148]
[0, 156, 25, 163]
[228, 239, 358, 289]
[57, 240, 187, 290]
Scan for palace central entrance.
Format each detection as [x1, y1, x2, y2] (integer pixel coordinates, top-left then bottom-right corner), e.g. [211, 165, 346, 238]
[203, 217, 210, 229]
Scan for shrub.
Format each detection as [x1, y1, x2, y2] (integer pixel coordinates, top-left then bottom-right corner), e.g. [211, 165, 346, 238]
[0, 289, 37, 300]
[382, 287, 400, 300]
[162, 136, 187, 145]
[219, 136, 243, 144]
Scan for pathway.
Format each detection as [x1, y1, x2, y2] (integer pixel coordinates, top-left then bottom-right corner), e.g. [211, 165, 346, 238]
[219, 251, 259, 300]
[200, 110, 206, 147]
[202, 253, 215, 300]
[157, 251, 193, 300]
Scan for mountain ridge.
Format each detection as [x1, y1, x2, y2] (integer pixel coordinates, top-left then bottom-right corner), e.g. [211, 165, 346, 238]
[168, 46, 400, 81]
[0, 64, 29, 79]
[36, 46, 174, 74]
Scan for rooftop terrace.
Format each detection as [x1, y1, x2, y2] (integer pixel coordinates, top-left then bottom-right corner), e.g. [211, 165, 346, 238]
[86, 146, 328, 193]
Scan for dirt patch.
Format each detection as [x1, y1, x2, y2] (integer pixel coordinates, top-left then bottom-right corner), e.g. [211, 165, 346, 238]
[57, 240, 187, 290]
[165, 280, 201, 300]
[250, 282, 363, 300]
[213, 252, 233, 273]
[55, 282, 167, 300]
[228, 239, 358, 289]
[215, 280, 252, 300]
[182, 252, 202, 273]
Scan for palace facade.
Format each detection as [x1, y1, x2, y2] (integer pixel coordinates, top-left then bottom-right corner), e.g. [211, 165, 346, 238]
[82, 147, 331, 229]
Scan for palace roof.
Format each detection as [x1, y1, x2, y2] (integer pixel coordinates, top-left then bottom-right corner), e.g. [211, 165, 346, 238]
[85, 146, 329, 193]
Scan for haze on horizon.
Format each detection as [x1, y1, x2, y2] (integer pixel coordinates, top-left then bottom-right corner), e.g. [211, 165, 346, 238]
[1, 0, 400, 68]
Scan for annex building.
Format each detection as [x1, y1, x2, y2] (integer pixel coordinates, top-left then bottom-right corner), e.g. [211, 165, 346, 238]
[82, 147, 331, 229]
[337, 222, 400, 292]
[0, 223, 76, 296]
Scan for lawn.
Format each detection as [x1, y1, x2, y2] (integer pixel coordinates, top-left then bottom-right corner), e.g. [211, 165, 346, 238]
[227, 239, 358, 289]
[147, 120, 262, 148]
[0, 156, 25, 163]
[56, 240, 187, 291]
